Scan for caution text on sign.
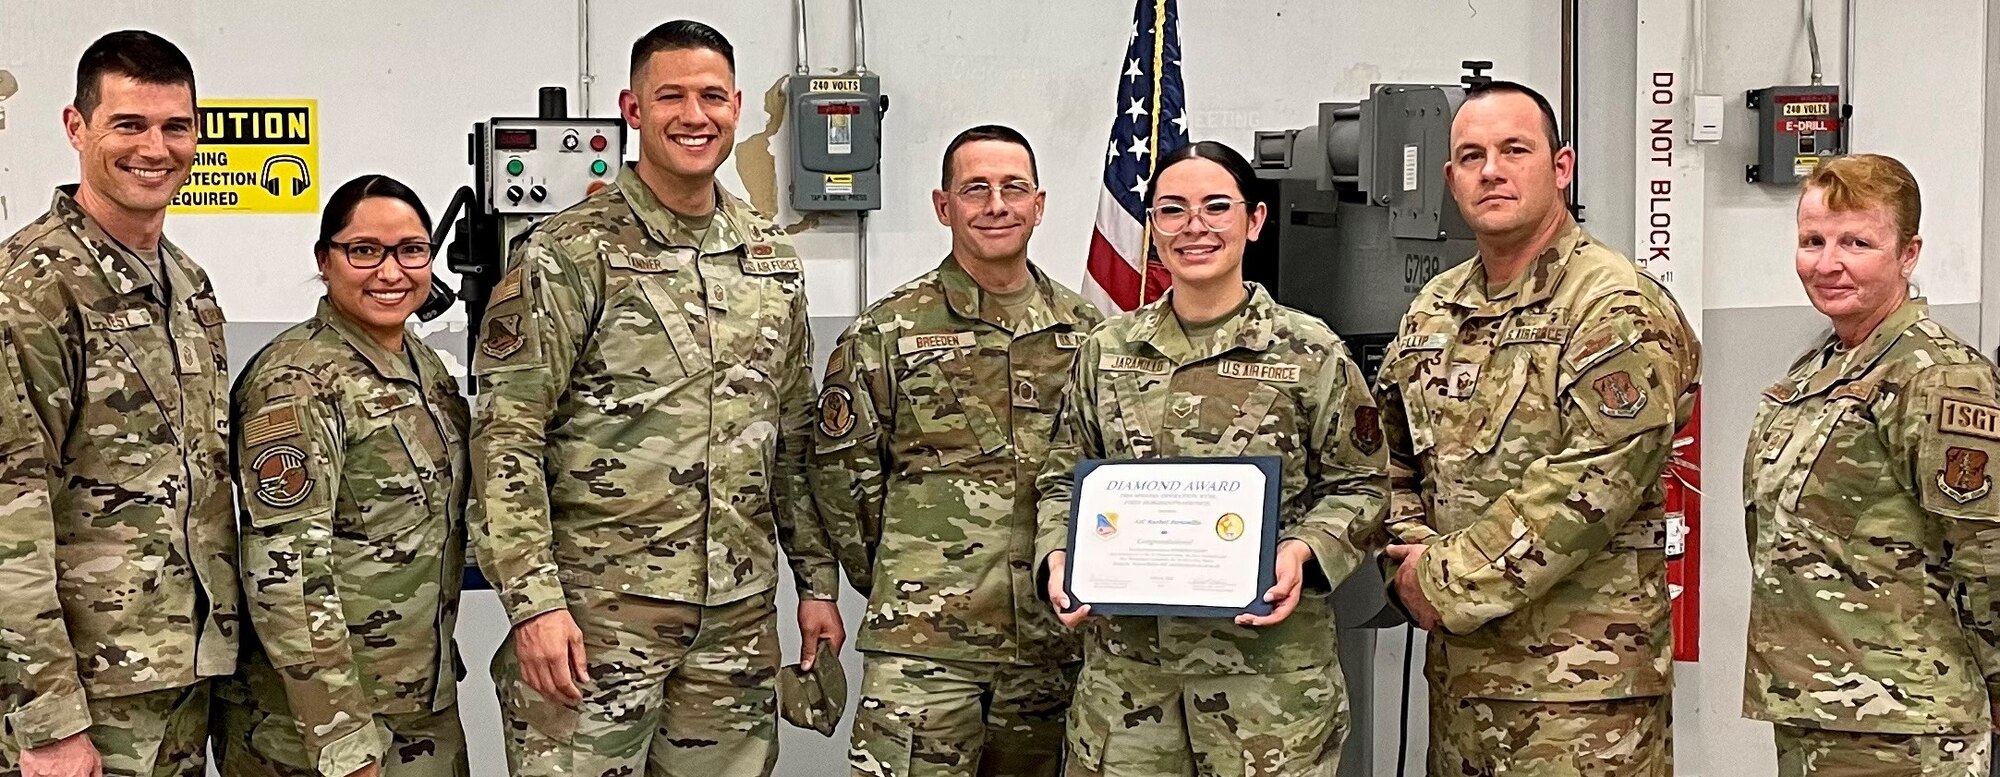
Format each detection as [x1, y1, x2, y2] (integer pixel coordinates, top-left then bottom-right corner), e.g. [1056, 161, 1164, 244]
[171, 99, 319, 214]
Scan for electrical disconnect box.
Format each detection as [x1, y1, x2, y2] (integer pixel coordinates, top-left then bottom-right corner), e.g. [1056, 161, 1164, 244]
[1745, 85, 1846, 184]
[788, 74, 887, 211]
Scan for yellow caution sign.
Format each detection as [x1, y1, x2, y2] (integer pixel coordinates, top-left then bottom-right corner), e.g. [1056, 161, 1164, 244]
[171, 99, 318, 214]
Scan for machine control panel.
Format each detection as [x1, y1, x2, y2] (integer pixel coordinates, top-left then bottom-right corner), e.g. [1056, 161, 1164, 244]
[481, 117, 625, 215]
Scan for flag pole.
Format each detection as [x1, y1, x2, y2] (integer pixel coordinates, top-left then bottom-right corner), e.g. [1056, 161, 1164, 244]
[1138, 0, 1169, 306]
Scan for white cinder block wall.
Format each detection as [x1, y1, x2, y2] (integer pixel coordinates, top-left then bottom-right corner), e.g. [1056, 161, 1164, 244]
[1, 2, 1992, 774]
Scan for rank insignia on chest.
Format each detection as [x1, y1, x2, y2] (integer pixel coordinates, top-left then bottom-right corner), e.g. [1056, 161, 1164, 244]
[252, 444, 314, 508]
[1446, 363, 1480, 399]
[1593, 370, 1648, 418]
[482, 315, 526, 360]
[1939, 446, 1994, 504]
[175, 341, 203, 375]
[1013, 378, 1039, 409]
[817, 385, 856, 438]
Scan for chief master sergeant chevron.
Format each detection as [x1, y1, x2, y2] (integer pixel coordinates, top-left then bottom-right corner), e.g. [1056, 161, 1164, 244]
[468, 19, 844, 777]
[1376, 80, 1700, 776]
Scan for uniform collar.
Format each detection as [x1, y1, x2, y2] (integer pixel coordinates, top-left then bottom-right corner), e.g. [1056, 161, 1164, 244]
[614, 164, 756, 256]
[51, 185, 185, 301]
[936, 254, 1092, 333]
[1773, 297, 1930, 403]
[1130, 282, 1279, 364]
[314, 298, 419, 384]
[1448, 217, 1589, 314]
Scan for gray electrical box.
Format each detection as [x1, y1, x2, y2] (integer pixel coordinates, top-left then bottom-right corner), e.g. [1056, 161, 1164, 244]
[1745, 85, 1846, 185]
[788, 74, 886, 211]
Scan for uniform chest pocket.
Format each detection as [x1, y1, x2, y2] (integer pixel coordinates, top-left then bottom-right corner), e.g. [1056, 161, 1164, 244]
[1206, 382, 1289, 457]
[731, 263, 803, 373]
[1743, 402, 1795, 507]
[600, 267, 705, 389]
[897, 346, 1006, 466]
[1381, 344, 1444, 455]
[1468, 345, 1547, 454]
[361, 393, 446, 515]
[81, 308, 177, 480]
[1779, 399, 1865, 538]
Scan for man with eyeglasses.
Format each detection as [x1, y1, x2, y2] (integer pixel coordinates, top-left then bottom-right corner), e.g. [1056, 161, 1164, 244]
[1375, 80, 1699, 775]
[812, 124, 1101, 777]
[0, 31, 238, 777]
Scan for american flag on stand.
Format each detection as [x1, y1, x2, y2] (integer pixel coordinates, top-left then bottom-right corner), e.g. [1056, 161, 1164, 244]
[1083, 0, 1189, 314]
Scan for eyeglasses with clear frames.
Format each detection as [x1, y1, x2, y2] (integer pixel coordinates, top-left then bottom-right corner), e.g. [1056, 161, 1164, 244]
[329, 240, 435, 270]
[1148, 198, 1249, 236]
[950, 180, 1039, 206]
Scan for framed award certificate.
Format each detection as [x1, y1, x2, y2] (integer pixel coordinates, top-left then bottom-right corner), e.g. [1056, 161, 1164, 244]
[1062, 456, 1282, 618]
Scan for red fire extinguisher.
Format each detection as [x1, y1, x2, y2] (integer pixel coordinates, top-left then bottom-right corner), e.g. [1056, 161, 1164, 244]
[1664, 393, 1701, 661]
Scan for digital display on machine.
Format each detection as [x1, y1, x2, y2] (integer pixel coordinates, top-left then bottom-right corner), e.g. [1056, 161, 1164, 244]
[494, 129, 537, 150]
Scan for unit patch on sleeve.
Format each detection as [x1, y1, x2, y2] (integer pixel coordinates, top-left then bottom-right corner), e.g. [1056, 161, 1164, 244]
[482, 315, 526, 360]
[1592, 371, 1648, 419]
[1351, 405, 1383, 455]
[817, 385, 856, 439]
[251, 444, 315, 509]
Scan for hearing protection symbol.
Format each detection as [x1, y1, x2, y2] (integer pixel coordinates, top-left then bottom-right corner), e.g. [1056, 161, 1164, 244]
[260, 155, 311, 197]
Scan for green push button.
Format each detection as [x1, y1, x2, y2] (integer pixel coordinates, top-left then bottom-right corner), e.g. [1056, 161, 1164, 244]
[506, 158, 524, 176]
[590, 159, 609, 176]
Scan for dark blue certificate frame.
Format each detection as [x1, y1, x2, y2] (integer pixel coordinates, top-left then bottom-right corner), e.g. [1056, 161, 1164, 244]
[1062, 456, 1283, 618]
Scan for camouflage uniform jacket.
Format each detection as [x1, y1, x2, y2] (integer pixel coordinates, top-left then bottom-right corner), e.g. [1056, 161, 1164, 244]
[0, 188, 240, 749]
[1377, 220, 1699, 702]
[471, 165, 838, 624]
[1743, 298, 2000, 735]
[229, 299, 467, 775]
[813, 255, 1101, 666]
[1033, 284, 1388, 675]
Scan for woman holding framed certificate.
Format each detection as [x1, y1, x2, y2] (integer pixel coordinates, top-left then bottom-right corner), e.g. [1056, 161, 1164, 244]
[1033, 141, 1388, 777]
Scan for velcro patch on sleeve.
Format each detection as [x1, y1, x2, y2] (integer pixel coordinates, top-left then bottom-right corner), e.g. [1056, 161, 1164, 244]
[241, 399, 304, 448]
[250, 443, 315, 510]
[489, 265, 525, 306]
[1563, 320, 1635, 374]
[1939, 397, 2000, 441]
[817, 385, 856, 439]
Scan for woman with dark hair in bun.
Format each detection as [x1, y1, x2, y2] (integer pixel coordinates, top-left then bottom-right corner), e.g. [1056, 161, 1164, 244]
[1034, 141, 1387, 776]
[213, 174, 470, 777]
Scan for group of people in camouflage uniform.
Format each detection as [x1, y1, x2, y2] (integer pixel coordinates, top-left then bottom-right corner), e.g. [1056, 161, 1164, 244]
[3, 17, 1998, 777]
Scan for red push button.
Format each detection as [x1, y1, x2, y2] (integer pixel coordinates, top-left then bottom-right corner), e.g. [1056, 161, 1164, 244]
[586, 180, 608, 195]
[589, 134, 608, 152]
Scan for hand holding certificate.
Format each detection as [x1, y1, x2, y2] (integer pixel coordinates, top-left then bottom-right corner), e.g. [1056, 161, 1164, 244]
[1060, 457, 1283, 618]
